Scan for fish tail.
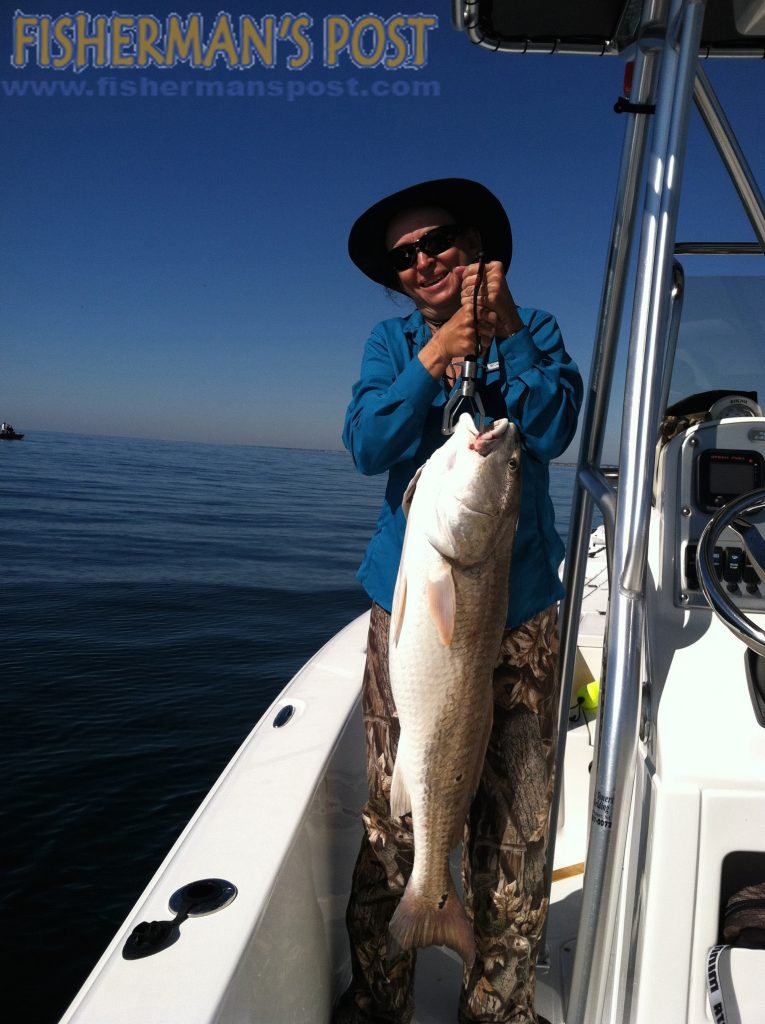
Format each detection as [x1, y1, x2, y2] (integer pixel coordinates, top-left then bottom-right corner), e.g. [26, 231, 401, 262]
[389, 875, 476, 967]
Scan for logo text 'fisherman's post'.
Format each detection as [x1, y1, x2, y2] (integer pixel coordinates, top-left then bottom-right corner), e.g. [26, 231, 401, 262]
[11, 11, 440, 72]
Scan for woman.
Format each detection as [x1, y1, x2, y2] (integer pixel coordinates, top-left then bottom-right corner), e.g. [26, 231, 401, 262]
[338, 178, 583, 1024]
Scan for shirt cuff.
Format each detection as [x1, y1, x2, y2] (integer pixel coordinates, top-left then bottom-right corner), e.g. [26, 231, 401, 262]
[393, 350, 443, 408]
[497, 327, 539, 377]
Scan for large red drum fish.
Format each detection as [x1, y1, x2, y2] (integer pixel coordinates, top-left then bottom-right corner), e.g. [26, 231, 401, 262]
[388, 413, 522, 967]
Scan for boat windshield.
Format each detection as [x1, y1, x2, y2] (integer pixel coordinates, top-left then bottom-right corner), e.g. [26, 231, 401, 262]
[669, 272, 765, 411]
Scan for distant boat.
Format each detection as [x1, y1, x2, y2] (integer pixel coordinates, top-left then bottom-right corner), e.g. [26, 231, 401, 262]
[0, 428, 24, 440]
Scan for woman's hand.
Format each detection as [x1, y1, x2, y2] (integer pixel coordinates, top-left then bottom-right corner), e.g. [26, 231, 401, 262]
[458, 260, 524, 339]
[418, 303, 497, 380]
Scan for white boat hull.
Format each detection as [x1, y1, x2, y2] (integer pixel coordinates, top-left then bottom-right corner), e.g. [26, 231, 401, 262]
[61, 615, 370, 1024]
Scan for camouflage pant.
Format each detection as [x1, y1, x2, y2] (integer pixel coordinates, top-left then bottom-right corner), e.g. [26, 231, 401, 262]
[334, 602, 560, 1024]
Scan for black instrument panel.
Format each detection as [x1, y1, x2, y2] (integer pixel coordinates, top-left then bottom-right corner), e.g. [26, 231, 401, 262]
[696, 449, 764, 512]
[671, 426, 765, 610]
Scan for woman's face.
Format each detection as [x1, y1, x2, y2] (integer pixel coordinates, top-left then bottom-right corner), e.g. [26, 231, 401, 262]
[385, 205, 476, 322]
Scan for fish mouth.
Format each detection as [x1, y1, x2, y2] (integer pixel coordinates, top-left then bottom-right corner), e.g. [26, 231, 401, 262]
[465, 418, 509, 443]
[469, 421, 510, 456]
[465, 418, 508, 434]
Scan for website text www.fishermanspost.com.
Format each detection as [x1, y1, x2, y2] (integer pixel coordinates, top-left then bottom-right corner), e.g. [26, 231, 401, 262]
[6, 10, 442, 101]
[0, 75, 441, 101]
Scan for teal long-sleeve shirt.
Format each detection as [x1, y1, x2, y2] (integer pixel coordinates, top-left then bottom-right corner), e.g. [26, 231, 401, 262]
[342, 307, 583, 629]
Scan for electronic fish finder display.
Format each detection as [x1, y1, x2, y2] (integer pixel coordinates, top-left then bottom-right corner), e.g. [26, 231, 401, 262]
[696, 449, 764, 512]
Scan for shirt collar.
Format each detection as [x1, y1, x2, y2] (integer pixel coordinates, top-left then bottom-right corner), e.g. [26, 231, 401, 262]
[402, 308, 432, 351]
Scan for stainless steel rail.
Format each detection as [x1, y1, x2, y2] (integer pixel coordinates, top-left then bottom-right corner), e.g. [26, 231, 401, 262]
[548, 0, 665, 964]
[460, 40, 619, 57]
[566, 1, 709, 1021]
[693, 63, 765, 253]
[451, 0, 618, 56]
[579, 467, 617, 556]
[657, 261, 685, 434]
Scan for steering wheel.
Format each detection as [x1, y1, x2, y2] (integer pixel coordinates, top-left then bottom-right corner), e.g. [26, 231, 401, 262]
[697, 488, 765, 656]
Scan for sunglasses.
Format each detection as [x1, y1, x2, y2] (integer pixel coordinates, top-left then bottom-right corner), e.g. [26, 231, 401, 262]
[387, 224, 461, 273]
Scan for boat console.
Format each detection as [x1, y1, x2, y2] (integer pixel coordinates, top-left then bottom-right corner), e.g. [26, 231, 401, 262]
[625, 401, 765, 1024]
[657, 405, 765, 613]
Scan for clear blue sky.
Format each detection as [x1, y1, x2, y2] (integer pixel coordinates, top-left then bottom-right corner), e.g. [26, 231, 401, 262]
[2, 2, 763, 458]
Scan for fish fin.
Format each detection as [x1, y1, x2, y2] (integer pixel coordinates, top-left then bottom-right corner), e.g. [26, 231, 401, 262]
[390, 522, 412, 648]
[426, 567, 456, 646]
[401, 464, 425, 519]
[390, 754, 411, 818]
[389, 874, 476, 968]
[390, 570, 407, 647]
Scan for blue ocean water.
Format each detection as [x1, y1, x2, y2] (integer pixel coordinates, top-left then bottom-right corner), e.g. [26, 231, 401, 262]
[2, 432, 577, 1022]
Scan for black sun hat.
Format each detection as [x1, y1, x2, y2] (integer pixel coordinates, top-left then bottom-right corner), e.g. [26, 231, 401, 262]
[348, 178, 513, 292]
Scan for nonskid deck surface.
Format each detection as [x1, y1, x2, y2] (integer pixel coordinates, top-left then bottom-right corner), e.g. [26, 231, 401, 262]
[412, 885, 583, 1024]
[410, 871, 584, 1024]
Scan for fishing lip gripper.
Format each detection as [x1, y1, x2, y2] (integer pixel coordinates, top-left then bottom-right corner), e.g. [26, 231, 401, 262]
[441, 354, 486, 435]
[441, 252, 487, 436]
